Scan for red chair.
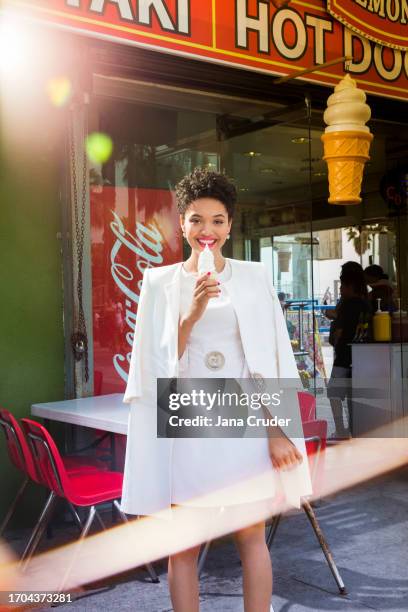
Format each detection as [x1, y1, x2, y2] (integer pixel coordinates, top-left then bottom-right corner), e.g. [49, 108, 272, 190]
[298, 390, 316, 421]
[20, 418, 158, 584]
[0, 409, 107, 538]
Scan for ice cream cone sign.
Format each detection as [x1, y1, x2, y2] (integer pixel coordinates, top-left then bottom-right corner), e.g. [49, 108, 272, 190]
[321, 74, 373, 205]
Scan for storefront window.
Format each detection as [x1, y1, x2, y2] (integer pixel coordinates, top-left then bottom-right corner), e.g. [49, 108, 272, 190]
[79, 73, 407, 433]
[223, 97, 408, 435]
[89, 84, 224, 394]
[88, 79, 291, 394]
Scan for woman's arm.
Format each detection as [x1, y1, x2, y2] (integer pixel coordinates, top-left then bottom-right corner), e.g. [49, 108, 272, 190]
[178, 315, 196, 359]
[260, 402, 303, 470]
[260, 264, 304, 469]
[178, 272, 220, 358]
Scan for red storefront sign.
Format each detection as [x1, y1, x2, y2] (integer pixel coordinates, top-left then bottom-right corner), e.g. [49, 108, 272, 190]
[327, 0, 408, 50]
[90, 186, 182, 395]
[3, 0, 408, 100]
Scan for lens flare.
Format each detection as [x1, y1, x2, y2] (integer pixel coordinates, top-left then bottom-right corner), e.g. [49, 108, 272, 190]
[86, 133, 113, 164]
[5, 420, 407, 595]
[46, 77, 72, 107]
[0, 17, 30, 78]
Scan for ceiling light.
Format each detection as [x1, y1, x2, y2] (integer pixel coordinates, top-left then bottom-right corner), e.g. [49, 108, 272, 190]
[243, 151, 261, 157]
[239, 187, 249, 192]
[260, 167, 277, 174]
[313, 171, 327, 177]
[291, 137, 311, 144]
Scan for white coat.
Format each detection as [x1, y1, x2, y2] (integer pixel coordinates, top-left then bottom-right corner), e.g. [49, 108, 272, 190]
[121, 258, 312, 516]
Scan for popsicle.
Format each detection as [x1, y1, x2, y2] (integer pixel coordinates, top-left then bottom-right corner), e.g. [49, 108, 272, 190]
[198, 244, 217, 279]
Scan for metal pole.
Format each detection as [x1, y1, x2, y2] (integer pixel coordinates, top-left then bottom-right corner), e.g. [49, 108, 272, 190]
[273, 55, 353, 85]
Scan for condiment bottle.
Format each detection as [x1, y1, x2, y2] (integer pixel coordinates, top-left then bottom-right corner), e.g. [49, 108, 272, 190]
[373, 298, 391, 342]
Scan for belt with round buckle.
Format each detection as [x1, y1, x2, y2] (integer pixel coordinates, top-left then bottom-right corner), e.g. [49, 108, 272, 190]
[205, 351, 225, 370]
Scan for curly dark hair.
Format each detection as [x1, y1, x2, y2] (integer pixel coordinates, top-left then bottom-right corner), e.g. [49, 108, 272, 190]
[175, 167, 237, 219]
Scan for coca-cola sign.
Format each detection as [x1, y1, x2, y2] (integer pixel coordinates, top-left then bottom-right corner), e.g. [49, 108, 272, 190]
[90, 186, 182, 395]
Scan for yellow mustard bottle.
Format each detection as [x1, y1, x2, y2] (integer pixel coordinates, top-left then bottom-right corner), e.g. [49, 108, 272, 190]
[373, 298, 391, 342]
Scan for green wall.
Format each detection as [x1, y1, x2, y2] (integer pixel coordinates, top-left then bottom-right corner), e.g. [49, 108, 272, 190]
[0, 97, 66, 528]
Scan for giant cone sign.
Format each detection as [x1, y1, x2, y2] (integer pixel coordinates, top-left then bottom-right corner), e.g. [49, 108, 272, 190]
[321, 74, 373, 205]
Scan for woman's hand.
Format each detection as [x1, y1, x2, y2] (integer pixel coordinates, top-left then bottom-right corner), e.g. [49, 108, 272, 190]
[268, 434, 303, 471]
[186, 272, 220, 324]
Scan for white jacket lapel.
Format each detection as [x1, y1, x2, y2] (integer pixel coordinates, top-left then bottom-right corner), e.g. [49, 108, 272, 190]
[163, 263, 183, 376]
[226, 259, 278, 377]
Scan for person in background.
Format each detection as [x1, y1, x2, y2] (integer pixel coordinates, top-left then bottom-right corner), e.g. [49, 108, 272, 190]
[327, 262, 369, 438]
[277, 291, 297, 341]
[364, 264, 395, 313]
[322, 286, 333, 306]
[327, 261, 364, 327]
[277, 291, 287, 311]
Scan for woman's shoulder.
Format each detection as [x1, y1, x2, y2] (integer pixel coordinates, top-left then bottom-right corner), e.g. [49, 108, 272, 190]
[228, 258, 264, 272]
[229, 259, 268, 285]
[144, 262, 181, 285]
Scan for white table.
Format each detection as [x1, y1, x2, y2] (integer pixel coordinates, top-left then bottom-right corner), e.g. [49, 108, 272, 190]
[31, 393, 129, 434]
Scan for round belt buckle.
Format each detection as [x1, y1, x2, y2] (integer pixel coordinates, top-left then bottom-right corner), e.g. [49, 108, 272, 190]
[205, 351, 225, 370]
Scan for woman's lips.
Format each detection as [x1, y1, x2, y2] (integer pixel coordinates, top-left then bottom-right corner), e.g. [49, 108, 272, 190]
[197, 238, 217, 249]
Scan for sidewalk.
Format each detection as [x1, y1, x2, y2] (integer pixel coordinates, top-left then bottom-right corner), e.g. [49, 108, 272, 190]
[5, 469, 408, 611]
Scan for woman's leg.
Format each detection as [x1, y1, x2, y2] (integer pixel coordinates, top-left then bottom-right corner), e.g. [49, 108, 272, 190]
[168, 544, 201, 612]
[234, 521, 272, 612]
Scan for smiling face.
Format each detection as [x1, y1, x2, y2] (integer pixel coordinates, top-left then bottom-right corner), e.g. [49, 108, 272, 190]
[180, 197, 232, 256]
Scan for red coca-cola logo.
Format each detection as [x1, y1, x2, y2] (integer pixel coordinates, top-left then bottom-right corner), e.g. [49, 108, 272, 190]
[90, 187, 182, 395]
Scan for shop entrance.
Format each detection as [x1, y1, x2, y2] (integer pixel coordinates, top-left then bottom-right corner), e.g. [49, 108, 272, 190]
[219, 98, 408, 435]
[87, 76, 312, 395]
[70, 72, 408, 434]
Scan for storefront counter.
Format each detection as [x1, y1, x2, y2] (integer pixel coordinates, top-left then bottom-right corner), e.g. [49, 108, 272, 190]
[351, 343, 408, 437]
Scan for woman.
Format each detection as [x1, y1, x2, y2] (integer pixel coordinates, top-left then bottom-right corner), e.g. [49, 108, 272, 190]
[328, 262, 369, 438]
[122, 168, 312, 612]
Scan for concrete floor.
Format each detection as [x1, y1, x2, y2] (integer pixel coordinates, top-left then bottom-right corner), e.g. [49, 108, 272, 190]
[4, 468, 408, 612]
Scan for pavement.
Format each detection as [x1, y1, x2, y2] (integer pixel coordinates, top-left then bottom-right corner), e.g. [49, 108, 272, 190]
[4, 467, 408, 612]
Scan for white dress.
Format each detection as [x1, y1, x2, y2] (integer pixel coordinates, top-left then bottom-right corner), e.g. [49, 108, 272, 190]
[171, 260, 277, 508]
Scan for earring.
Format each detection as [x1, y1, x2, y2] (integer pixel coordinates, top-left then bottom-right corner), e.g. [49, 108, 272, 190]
[227, 234, 230, 240]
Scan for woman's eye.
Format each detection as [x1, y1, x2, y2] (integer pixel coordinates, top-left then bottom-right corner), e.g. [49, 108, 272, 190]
[214, 220, 224, 225]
